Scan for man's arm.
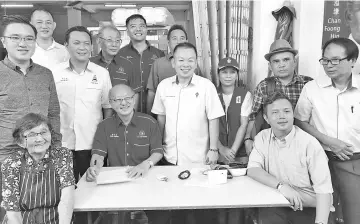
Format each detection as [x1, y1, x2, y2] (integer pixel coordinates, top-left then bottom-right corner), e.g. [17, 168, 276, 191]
[206, 118, 220, 164]
[134, 93, 140, 112]
[6, 211, 22, 224]
[146, 90, 155, 115]
[315, 193, 332, 224]
[58, 186, 75, 224]
[231, 116, 248, 153]
[157, 115, 166, 139]
[48, 73, 62, 147]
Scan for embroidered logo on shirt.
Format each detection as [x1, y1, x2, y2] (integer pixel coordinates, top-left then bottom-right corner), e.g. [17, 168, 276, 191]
[91, 75, 98, 84]
[151, 54, 158, 60]
[116, 66, 126, 74]
[126, 56, 133, 60]
[236, 96, 241, 104]
[61, 77, 68, 82]
[227, 58, 231, 63]
[195, 92, 199, 98]
[110, 133, 119, 138]
[137, 130, 148, 138]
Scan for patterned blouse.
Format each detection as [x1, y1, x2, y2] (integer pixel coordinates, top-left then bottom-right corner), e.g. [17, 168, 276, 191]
[1, 146, 75, 224]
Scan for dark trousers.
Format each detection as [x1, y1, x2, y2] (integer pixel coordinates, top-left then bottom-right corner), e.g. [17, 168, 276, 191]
[330, 157, 360, 224]
[259, 207, 316, 224]
[72, 150, 92, 183]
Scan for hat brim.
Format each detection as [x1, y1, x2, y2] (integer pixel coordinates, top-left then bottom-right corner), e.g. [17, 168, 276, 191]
[264, 49, 298, 61]
[218, 65, 240, 71]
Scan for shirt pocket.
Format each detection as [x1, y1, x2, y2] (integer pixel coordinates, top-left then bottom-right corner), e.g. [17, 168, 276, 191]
[132, 140, 150, 161]
[82, 83, 102, 105]
[111, 72, 129, 85]
[287, 155, 310, 188]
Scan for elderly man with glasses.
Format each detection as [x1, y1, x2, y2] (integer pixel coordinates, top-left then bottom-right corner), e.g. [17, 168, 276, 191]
[90, 25, 141, 109]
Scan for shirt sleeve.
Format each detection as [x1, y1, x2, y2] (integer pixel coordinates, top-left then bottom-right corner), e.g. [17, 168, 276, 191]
[306, 138, 333, 194]
[205, 81, 225, 120]
[92, 122, 108, 157]
[147, 61, 157, 92]
[249, 81, 266, 121]
[151, 83, 166, 115]
[149, 119, 164, 155]
[47, 70, 62, 147]
[55, 147, 75, 190]
[247, 134, 265, 169]
[1, 157, 21, 211]
[240, 91, 253, 117]
[101, 70, 112, 109]
[294, 83, 312, 122]
[130, 63, 142, 93]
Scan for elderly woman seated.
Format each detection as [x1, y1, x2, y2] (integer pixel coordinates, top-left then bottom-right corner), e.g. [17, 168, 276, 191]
[1, 113, 75, 224]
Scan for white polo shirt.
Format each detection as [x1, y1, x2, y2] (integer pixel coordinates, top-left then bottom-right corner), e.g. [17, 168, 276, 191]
[294, 74, 360, 152]
[152, 75, 225, 165]
[32, 40, 69, 69]
[52, 61, 112, 151]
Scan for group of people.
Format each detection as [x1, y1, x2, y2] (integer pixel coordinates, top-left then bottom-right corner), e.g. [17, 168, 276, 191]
[0, 5, 359, 224]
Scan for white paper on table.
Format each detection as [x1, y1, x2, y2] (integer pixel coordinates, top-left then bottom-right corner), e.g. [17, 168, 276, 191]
[96, 168, 132, 185]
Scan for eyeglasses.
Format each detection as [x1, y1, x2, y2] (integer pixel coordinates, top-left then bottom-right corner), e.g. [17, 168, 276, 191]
[319, 57, 348, 65]
[24, 130, 50, 139]
[99, 37, 122, 45]
[2, 36, 36, 44]
[109, 94, 135, 104]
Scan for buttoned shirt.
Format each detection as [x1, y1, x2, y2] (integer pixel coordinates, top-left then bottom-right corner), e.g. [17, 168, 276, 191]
[248, 126, 333, 207]
[249, 74, 313, 121]
[349, 34, 360, 75]
[90, 52, 142, 92]
[152, 75, 225, 165]
[52, 61, 112, 150]
[294, 74, 360, 152]
[0, 57, 61, 161]
[147, 53, 203, 92]
[32, 41, 69, 70]
[117, 41, 165, 112]
[92, 112, 163, 166]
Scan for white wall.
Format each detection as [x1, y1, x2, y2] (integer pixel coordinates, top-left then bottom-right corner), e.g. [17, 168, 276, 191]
[251, 0, 325, 90]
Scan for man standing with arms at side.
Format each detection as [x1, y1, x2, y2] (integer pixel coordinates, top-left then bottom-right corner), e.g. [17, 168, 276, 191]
[52, 26, 112, 182]
[91, 24, 141, 106]
[30, 9, 69, 69]
[118, 14, 164, 113]
[243, 39, 312, 155]
[345, 0, 360, 75]
[0, 15, 61, 222]
[295, 37, 359, 224]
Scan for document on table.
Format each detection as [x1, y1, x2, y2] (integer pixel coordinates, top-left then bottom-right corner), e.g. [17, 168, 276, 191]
[96, 168, 132, 185]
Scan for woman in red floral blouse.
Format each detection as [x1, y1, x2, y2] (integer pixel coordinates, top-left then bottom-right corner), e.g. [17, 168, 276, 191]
[1, 113, 75, 224]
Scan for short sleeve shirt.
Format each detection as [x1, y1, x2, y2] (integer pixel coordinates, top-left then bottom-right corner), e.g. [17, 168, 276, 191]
[32, 41, 69, 70]
[52, 61, 112, 150]
[222, 91, 252, 117]
[248, 126, 333, 207]
[117, 41, 165, 112]
[92, 112, 163, 166]
[294, 74, 360, 152]
[90, 52, 142, 92]
[152, 75, 225, 165]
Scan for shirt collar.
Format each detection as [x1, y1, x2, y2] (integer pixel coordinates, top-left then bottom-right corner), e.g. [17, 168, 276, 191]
[97, 50, 117, 64]
[271, 125, 296, 146]
[316, 73, 359, 90]
[3, 56, 34, 71]
[114, 111, 138, 127]
[23, 147, 51, 166]
[128, 40, 152, 52]
[274, 72, 304, 85]
[171, 73, 199, 86]
[66, 59, 92, 72]
[35, 39, 59, 51]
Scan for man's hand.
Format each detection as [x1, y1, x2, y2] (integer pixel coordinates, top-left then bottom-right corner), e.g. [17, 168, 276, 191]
[86, 166, 100, 182]
[327, 137, 354, 160]
[205, 150, 219, 165]
[126, 161, 151, 179]
[219, 147, 235, 162]
[244, 139, 254, 156]
[279, 184, 303, 211]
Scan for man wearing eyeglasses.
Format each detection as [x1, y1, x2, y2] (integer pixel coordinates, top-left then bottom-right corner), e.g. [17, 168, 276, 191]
[295, 37, 360, 224]
[243, 39, 313, 156]
[91, 24, 141, 108]
[30, 9, 69, 70]
[86, 84, 170, 224]
[0, 15, 61, 222]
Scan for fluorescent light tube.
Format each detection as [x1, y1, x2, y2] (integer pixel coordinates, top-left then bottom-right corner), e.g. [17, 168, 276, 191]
[1, 4, 34, 8]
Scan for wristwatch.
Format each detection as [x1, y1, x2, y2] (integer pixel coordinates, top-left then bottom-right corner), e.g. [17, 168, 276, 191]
[146, 160, 154, 168]
[209, 148, 219, 152]
[315, 222, 324, 224]
[244, 137, 253, 142]
[276, 182, 284, 191]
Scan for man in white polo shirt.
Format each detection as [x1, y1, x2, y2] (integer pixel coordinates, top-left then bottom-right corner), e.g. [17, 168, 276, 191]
[152, 42, 224, 166]
[30, 9, 69, 69]
[52, 26, 112, 182]
[295, 37, 359, 224]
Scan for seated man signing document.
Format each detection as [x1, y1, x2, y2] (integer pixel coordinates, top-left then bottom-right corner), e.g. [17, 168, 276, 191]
[247, 92, 333, 224]
[85, 84, 169, 224]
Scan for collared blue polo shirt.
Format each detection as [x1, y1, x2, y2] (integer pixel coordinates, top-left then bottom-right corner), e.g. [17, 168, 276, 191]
[92, 112, 163, 166]
[90, 52, 142, 92]
[117, 41, 165, 112]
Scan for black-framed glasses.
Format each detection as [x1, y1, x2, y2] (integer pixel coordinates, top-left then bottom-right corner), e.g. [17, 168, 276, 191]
[109, 94, 135, 104]
[319, 57, 348, 65]
[2, 36, 36, 44]
[99, 37, 122, 45]
[24, 130, 50, 139]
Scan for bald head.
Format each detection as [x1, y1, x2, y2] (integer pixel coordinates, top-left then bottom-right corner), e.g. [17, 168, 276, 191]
[109, 84, 134, 98]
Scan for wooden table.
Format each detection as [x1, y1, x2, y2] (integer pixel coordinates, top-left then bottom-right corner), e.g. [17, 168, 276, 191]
[74, 165, 289, 223]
